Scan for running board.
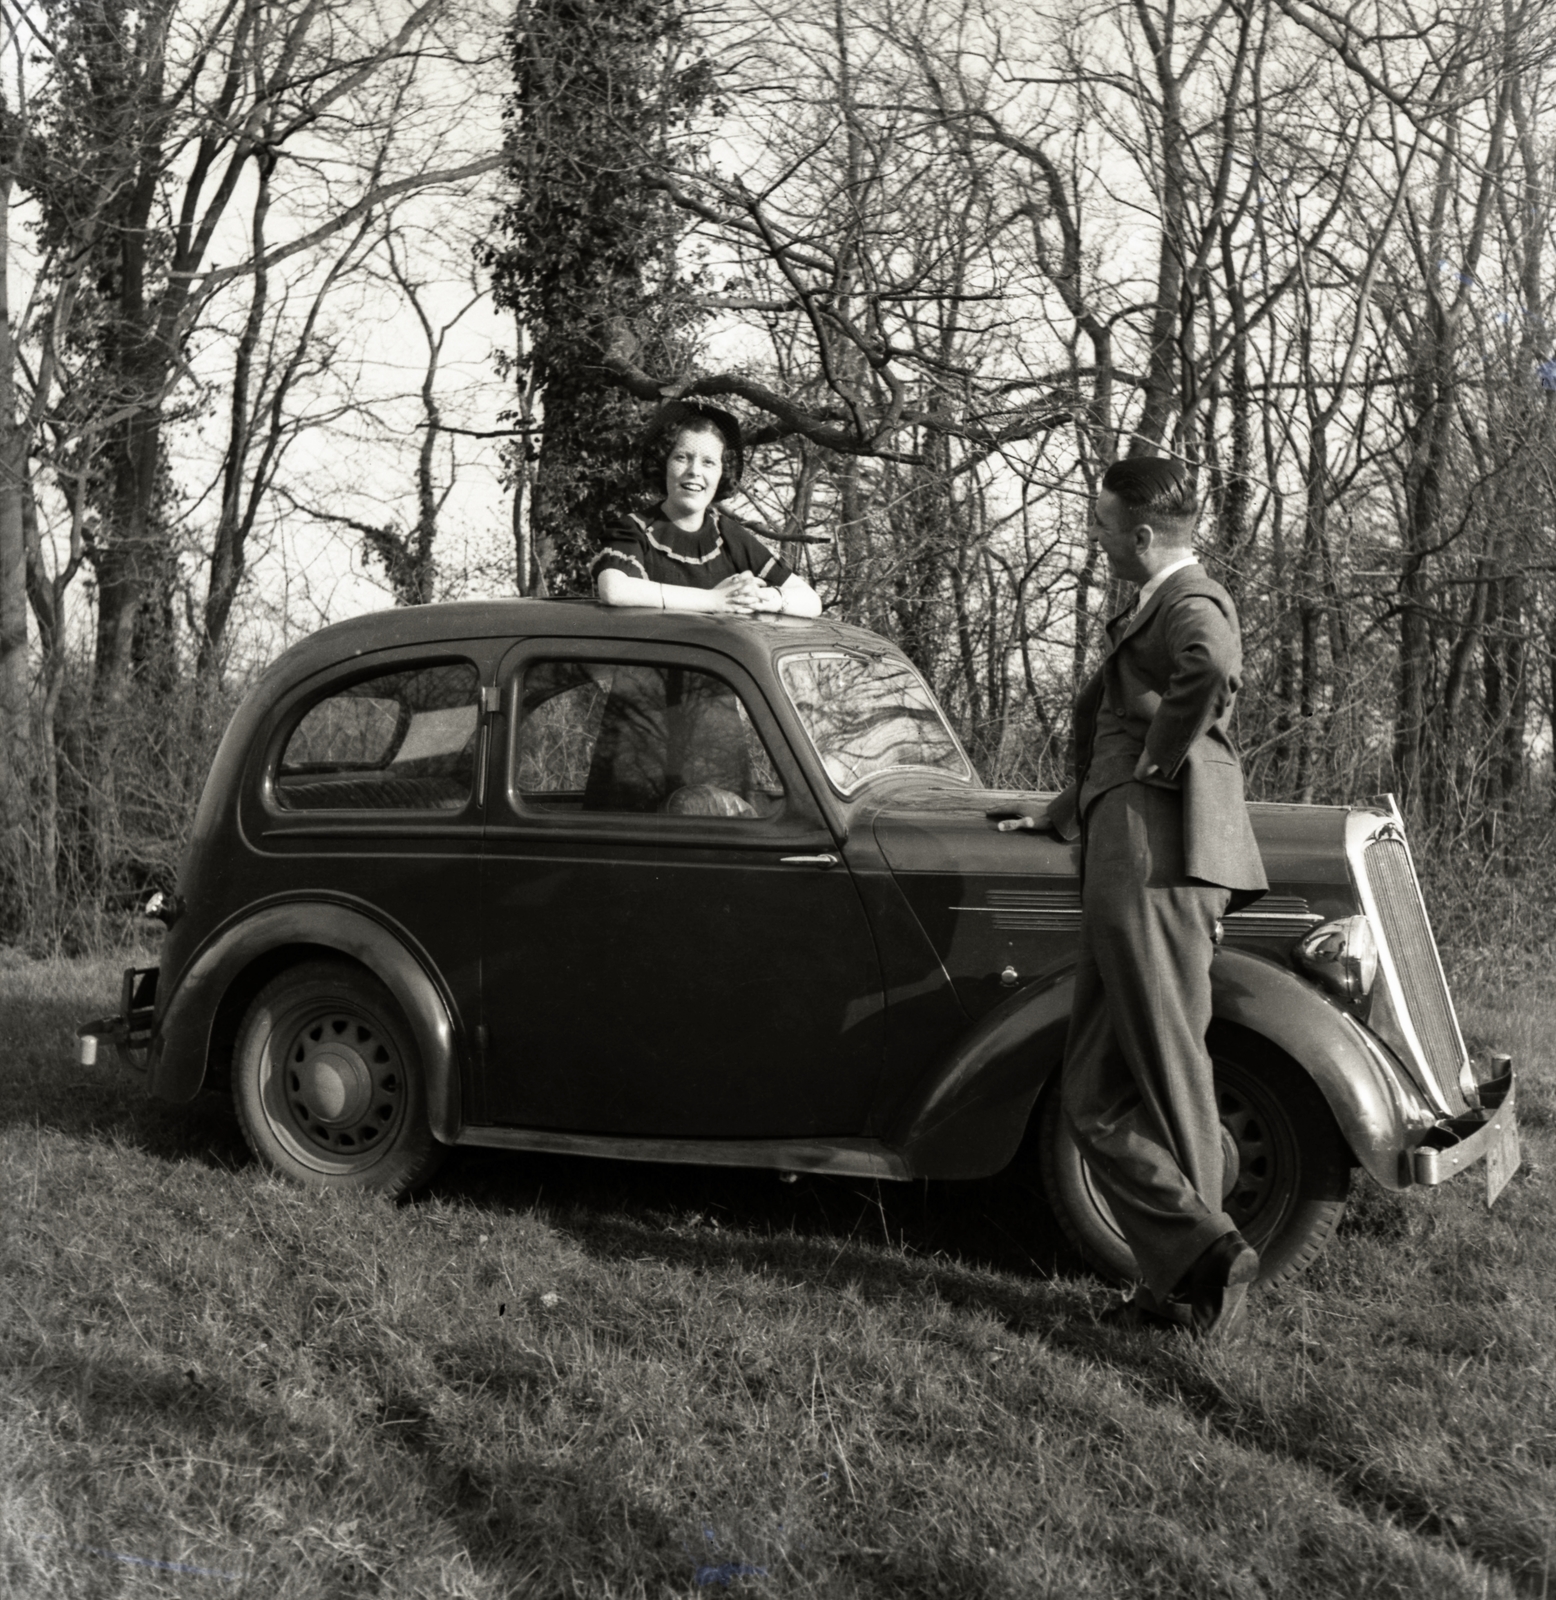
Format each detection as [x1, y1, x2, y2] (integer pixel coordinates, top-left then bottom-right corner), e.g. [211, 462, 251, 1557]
[452, 1125, 910, 1180]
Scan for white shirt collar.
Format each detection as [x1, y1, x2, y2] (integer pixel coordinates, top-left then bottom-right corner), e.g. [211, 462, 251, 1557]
[1135, 554, 1197, 614]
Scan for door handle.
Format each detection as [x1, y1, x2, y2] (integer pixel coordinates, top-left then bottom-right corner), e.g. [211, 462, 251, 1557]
[780, 853, 839, 868]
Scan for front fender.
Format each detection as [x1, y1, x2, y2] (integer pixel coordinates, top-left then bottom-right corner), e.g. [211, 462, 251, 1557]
[889, 947, 1429, 1189]
[1207, 947, 1431, 1191]
[148, 899, 462, 1143]
[888, 970, 1072, 1179]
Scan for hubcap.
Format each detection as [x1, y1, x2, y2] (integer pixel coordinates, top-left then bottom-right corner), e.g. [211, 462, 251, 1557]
[273, 1008, 405, 1161]
[297, 1045, 373, 1126]
[1219, 1124, 1240, 1202]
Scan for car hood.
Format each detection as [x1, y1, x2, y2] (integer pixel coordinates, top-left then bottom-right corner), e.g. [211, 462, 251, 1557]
[866, 788, 1362, 1020]
[867, 787, 1357, 885]
[869, 789, 1082, 879]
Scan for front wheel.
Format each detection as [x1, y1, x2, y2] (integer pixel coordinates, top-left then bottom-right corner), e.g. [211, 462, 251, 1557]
[1039, 1027, 1352, 1286]
[233, 959, 446, 1196]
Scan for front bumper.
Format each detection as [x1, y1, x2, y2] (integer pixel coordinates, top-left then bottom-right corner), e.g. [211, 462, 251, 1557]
[78, 965, 158, 1070]
[1410, 1055, 1519, 1203]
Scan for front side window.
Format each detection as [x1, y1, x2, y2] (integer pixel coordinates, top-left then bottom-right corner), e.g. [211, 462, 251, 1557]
[514, 658, 783, 819]
[276, 661, 480, 811]
[779, 650, 973, 793]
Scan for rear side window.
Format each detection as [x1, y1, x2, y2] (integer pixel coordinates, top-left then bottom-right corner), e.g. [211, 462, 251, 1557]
[276, 662, 480, 812]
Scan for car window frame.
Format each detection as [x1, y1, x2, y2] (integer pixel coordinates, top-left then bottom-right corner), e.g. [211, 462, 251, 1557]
[249, 645, 500, 840]
[773, 645, 979, 797]
[491, 636, 838, 848]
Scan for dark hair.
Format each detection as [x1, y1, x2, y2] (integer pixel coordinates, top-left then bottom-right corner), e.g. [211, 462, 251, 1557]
[640, 401, 745, 502]
[1101, 457, 1198, 529]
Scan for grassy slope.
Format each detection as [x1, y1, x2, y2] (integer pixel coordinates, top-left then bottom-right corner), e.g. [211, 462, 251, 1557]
[1, 958, 1552, 1599]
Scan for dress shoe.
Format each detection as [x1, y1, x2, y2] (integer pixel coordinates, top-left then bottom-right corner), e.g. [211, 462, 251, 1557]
[1174, 1230, 1260, 1341]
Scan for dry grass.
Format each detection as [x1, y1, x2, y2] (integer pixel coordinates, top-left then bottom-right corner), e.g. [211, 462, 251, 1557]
[2, 956, 1553, 1598]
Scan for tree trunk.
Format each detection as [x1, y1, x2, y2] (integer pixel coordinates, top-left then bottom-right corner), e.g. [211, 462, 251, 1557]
[1130, 0, 1188, 453]
[200, 154, 276, 683]
[1293, 416, 1330, 803]
[1209, 231, 1252, 604]
[510, 316, 542, 596]
[0, 167, 31, 927]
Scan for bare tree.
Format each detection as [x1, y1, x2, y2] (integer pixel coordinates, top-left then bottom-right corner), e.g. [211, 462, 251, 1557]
[27, 0, 502, 700]
[196, 182, 380, 680]
[287, 218, 487, 608]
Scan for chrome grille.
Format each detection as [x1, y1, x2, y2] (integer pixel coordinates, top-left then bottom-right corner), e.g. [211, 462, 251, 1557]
[1365, 836, 1465, 1105]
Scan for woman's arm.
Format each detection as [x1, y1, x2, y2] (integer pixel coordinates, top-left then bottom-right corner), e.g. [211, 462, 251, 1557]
[596, 567, 760, 613]
[714, 518, 823, 617]
[773, 573, 822, 617]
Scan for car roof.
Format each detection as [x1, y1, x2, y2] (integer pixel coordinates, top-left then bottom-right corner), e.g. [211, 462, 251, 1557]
[264, 597, 899, 686]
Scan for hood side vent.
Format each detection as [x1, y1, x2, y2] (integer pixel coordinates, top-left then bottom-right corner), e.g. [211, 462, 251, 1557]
[1221, 895, 1319, 938]
[950, 889, 1082, 932]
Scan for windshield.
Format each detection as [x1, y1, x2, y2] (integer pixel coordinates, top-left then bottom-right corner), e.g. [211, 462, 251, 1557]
[778, 650, 974, 794]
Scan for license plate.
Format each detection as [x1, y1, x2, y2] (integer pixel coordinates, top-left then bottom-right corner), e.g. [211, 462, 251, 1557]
[1485, 1112, 1520, 1206]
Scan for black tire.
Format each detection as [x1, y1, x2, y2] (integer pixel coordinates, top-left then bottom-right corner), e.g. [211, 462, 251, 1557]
[232, 959, 446, 1196]
[1039, 1026, 1352, 1286]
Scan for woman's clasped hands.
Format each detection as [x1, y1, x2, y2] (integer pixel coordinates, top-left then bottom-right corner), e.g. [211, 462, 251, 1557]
[712, 572, 785, 614]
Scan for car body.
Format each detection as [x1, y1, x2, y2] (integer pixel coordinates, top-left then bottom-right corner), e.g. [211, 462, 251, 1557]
[82, 598, 1520, 1284]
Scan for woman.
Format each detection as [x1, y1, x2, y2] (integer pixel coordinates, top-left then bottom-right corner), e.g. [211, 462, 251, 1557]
[592, 402, 822, 617]
[585, 403, 817, 813]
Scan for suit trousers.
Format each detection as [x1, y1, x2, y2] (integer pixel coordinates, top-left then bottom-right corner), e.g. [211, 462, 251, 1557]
[1061, 781, 1235, 1301]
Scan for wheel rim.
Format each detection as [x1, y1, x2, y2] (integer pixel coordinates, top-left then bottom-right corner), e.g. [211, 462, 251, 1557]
[1217, 1073, 1288, 1238]
[262, 1001, 408, 1170]
[1075, 1057, 1299, 1255]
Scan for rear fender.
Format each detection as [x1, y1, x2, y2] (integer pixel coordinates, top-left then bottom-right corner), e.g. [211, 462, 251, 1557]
[148, 900, 461, 1143]
[890, 947, 1427, 1189]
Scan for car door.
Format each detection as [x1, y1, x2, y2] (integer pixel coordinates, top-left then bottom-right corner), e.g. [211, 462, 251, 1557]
[476, 636, 886, 1137]
[246, 647, 493, 1073]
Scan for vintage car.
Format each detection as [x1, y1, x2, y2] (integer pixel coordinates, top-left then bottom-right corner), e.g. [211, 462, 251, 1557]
[81, 599, 1519, 1286]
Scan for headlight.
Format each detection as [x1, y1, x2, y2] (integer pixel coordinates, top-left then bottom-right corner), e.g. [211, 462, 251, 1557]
[1294, 914, 1378, 1002]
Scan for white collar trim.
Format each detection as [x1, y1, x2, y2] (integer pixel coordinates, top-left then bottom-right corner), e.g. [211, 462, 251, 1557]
[639, 511, 726, 567]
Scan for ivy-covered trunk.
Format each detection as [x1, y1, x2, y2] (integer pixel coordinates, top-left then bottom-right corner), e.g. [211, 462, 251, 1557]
[484, 0, 710, 593]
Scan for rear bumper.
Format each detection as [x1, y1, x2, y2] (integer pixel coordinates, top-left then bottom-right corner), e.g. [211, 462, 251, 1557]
[77, 965, 158, 1070]
[1410, 1056, 1519, 1202]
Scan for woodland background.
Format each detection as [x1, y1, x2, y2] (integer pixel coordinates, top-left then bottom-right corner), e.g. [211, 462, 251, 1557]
[1, 0, 1553, 958]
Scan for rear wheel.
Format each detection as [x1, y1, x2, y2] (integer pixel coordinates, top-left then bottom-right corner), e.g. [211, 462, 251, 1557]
[233, 959, 446, 1195]
[1039, 1027, 1352, 1286]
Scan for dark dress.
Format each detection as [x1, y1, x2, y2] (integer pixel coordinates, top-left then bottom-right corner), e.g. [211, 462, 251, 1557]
[589, 507, 794, 593]
[585, 508, 794, 813]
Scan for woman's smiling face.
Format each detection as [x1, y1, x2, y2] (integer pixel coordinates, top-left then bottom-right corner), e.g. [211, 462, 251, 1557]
[662, 426, 725, 522]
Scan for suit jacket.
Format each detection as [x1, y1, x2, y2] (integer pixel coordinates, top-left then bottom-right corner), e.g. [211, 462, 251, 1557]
[1049, 563, 1268, 908]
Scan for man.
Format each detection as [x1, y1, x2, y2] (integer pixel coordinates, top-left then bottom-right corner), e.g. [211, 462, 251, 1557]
[994, 458, 1268, 1338]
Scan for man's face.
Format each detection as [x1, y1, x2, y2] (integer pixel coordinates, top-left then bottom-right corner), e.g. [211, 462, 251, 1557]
[1089, 488, 1147, 584]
